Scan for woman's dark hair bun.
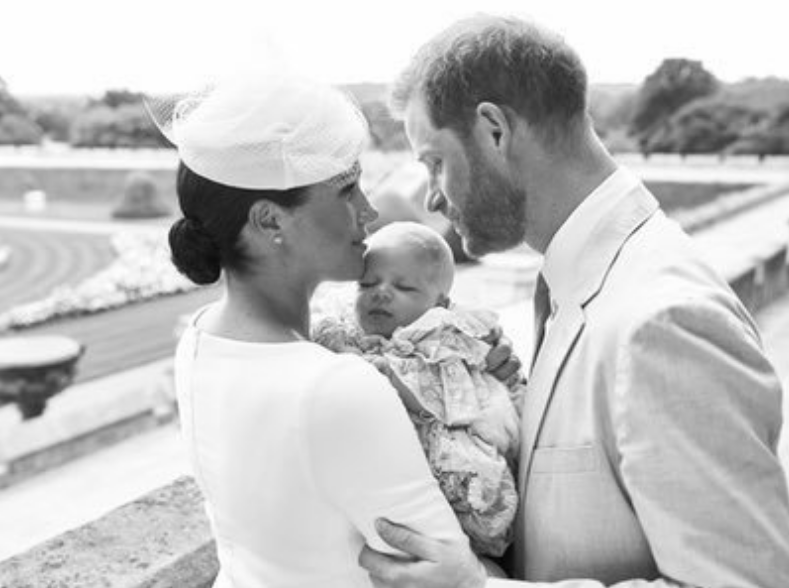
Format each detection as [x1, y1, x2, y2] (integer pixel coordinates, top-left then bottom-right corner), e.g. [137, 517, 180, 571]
[168, 217, 222, 285]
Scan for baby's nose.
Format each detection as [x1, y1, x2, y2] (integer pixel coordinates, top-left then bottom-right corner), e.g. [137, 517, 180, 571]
[371, 285, 392, 302]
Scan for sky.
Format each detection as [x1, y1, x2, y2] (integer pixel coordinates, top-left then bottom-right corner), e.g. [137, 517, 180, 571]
[2, 0, 788, 97]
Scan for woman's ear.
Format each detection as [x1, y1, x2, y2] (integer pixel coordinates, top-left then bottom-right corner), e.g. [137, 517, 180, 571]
[248, 200, 283, 243]
[474, 102, 513, 157]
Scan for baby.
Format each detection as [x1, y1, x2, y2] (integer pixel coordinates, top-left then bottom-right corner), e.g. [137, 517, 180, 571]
[313, 221, 523, 557]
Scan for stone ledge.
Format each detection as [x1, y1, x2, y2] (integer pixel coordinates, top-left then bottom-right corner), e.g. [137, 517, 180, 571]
[676, 182, 789, 234]
[0, 359, 177, 489]
[0, 476, 218, 588]
[727, 245, 789, 315]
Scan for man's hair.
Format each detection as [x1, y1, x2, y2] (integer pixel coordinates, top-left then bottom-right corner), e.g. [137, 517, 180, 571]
[389, 14, 588, 143]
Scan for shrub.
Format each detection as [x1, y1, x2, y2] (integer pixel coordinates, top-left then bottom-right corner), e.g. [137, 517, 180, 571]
[112, 171, 172, 219]
[0, 113, 43, 145]
[70, 103, 170, 148]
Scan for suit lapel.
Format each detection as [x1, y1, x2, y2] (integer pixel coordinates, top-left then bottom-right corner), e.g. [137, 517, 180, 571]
[519, 303, 585, 490]
[518, 179, 660, 491]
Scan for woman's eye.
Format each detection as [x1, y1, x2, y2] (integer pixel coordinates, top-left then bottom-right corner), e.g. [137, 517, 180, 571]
[342, 182, 359, 198]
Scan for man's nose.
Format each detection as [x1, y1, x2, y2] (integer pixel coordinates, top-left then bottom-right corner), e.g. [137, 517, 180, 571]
[425, 186, 447, 214]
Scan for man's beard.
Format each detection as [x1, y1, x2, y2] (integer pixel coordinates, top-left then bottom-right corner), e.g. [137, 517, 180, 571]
[456, 147, 526, 258]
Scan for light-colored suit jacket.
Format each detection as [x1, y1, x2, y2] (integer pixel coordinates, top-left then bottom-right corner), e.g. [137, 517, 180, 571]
[506, 177, 789, 587]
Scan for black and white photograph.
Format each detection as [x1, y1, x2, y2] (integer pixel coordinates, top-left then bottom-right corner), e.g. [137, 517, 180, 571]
[1, 0, 788, 586]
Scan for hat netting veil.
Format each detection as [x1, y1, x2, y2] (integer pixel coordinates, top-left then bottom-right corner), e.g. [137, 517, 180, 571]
[146, 74, 368, 190]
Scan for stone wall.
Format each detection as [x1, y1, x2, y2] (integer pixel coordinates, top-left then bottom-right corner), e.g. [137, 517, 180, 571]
[0, 477, 217, 588]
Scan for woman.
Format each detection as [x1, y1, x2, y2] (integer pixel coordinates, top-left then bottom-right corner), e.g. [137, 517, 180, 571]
[154, 74, 512, 587]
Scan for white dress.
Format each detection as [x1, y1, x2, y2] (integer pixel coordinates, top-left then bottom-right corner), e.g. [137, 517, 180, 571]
[174, 311, 464, 588]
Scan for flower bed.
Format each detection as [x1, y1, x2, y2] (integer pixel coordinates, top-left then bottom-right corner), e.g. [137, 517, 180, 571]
[0, 231, 196, 332]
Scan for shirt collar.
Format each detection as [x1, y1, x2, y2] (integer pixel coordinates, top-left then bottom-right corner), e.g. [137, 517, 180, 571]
[541, 167, 641, 305]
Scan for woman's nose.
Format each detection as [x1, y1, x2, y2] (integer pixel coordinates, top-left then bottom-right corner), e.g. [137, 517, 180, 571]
[358, 190, 379, 225]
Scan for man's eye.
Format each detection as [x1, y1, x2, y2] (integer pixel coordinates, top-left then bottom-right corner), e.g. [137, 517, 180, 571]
[397, 285, 416, 292]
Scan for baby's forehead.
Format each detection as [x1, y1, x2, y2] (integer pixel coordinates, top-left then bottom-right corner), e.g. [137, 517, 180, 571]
[370, 226, 436, 252]
[365, 240, 449, 283]
[367, 240, 431, 268]
[365, 223, 454, 282]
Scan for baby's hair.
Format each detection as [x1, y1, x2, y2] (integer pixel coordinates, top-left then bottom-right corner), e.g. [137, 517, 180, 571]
[368, 222, 455, 294]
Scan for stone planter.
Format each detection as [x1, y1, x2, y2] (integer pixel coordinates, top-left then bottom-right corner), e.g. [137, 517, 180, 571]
[0, 336, 85, 419]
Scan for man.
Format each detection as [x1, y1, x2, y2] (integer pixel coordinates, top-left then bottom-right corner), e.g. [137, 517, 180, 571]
[359, 14, 789, 588]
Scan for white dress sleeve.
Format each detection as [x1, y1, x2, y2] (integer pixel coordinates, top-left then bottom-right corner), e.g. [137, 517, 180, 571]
[303, 354, 465, 555]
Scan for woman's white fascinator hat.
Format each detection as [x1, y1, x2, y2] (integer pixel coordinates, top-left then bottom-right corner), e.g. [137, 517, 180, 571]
[146, 70, 368, 190]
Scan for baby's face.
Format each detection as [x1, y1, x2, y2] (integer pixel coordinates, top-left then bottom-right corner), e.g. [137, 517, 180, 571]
[355, 243, 445, 338]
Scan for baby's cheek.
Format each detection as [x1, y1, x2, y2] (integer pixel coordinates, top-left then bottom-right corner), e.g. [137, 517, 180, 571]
[353, 293, 367, 313]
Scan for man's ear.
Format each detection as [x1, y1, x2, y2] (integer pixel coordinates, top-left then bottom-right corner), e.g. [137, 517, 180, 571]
[474, 102, 513, 156]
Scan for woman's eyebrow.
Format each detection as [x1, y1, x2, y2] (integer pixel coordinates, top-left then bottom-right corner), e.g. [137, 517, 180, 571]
[327, 161, 362, 188]
[341, 178, 359, 191]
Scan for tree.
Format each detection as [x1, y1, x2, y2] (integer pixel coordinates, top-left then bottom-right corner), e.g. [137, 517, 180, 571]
[33, 108, 72, 142]
[630, 59, 719, 148]
[70, 99, 170, 148]
[98, 89, 146, 109]
[726, 102, 789, 156]
[0, 113, 43, 145]
[0, 85, 26, 118]
[0, 82, 42, 144]
[648, 97, 764, 155]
